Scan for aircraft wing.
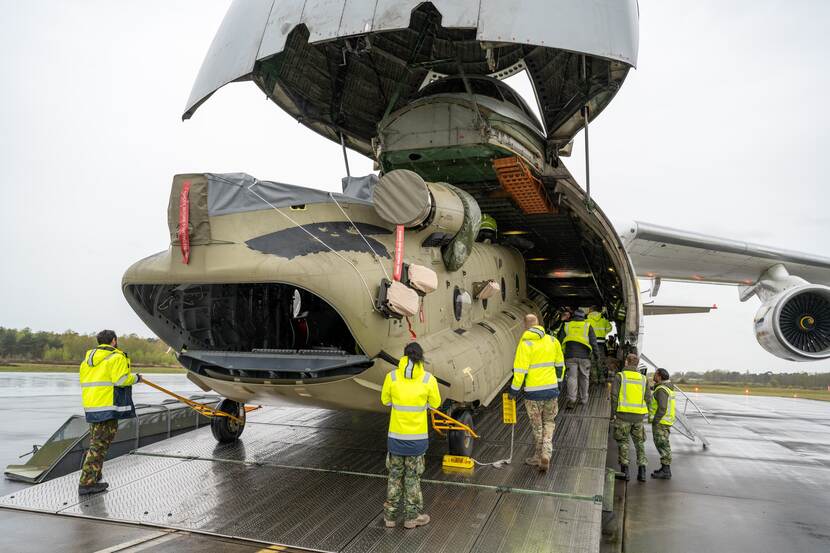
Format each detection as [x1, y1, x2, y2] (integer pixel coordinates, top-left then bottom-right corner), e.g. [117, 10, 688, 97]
[619, 221, 830, 287]
[643, 304, 716, 316]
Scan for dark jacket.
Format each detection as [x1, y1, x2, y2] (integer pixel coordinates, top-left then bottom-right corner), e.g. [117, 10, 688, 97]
[558, 315, 599, 359]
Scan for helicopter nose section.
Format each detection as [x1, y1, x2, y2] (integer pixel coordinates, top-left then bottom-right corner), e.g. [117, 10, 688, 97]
[123, 282, 364, 364]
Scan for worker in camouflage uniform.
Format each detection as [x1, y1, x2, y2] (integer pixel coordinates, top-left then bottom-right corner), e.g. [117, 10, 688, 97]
[509, 314, 564, 472]
[610, 354, 651, 482]
[649, 368, 676, 479]
[78, 330, 142, 495]
[381, 342, 441, 529]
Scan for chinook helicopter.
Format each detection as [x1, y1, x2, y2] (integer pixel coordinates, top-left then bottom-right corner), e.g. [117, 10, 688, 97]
[123, 1, 830, 451]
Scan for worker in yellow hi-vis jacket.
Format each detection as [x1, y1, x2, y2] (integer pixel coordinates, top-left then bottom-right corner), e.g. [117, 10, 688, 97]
[381, 342, 441, 530]
[509, 314, 564, 473]
[78, 329, 142, 495]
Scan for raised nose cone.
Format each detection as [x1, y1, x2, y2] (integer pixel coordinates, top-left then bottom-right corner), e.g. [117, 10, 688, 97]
[184, 0, 638, 156]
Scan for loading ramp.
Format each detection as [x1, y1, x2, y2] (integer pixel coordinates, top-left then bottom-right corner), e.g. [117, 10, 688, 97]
[1, 389, 611, 553]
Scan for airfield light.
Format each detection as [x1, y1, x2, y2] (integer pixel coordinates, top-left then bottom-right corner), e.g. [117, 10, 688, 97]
[745, 388, 749, 394]
[694, 386, 699, 392]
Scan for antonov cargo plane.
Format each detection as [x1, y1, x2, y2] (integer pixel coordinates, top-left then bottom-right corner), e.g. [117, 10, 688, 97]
[122, 1, 829, 453]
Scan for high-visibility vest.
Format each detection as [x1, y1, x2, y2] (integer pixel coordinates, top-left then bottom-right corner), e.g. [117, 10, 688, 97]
[381, 356, 441, 441]
[79, 345, 139, 423]
[563, 321, 592, 351]
[617, 370, 648, 415]
[587, 312, 612, 340]
[510, 326, 564, 394]
[648, 384, 676, 426]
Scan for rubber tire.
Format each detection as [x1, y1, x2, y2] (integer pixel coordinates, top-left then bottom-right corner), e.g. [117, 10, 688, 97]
[447, 410, 475, 457]
[211, 399, 246, 443]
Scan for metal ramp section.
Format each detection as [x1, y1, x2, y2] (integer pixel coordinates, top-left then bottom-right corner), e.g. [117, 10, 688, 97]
[1, 389, 611, 553]
[4, 396, 219, 484]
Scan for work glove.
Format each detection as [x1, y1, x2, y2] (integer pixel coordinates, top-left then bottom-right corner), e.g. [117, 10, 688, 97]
[507, 389, 519, 401]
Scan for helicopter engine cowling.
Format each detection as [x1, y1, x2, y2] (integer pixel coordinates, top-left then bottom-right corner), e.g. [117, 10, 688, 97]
[754, 285, 830, 361]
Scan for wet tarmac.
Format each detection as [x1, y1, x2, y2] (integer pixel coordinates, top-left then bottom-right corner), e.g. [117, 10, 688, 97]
[623, 393, 830, 553]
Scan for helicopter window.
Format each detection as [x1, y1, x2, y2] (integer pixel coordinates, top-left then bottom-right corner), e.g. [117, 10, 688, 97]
[501, 277, 507, 301]
[515, 274, 520, 295]
[453, 286, 463, 321]
[126, 283, 358, 354]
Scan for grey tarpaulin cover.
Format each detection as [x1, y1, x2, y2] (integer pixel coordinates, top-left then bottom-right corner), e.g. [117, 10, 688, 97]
[205, 173, 373, 217]
[341, 174, 378, 202]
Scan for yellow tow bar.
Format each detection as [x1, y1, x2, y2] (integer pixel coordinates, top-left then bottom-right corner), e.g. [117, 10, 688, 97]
[429, 408, 479, 438]
[429, 408, 480, 470]
[141, 377, 260, 424]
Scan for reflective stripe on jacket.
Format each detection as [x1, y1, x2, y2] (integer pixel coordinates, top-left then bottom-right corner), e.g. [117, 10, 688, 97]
[649, 384, 676, 426]
[80, 345, 138, 423]
[381, 356, 441, 450]
[563, 321, 592, 351]
[511, 326, 564, 400]
[587, 312, 613, 340]
[617, 370, 648, 415]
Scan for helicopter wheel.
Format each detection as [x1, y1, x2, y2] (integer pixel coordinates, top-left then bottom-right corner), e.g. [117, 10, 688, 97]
[211, 399, 246, 443]
[447, 410, 475, 457]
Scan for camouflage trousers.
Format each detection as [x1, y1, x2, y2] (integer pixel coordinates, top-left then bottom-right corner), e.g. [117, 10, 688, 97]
[652, 424, 672, 465]
[79, 419, 118, 486]
[525, 399, 558, 460]
[613, 419, 647, 467]
[384, 453, 425, 521]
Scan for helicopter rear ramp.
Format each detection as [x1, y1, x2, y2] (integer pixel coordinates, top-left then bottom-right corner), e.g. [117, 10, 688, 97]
[0, 390, 611, 552]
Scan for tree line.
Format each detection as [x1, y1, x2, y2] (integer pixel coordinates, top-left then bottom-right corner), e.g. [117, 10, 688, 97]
[676, 370, 830, 390]
[0, 327, 177, 366]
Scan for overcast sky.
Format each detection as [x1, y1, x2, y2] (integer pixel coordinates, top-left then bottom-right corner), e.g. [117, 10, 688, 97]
[0, 1, 827, 373]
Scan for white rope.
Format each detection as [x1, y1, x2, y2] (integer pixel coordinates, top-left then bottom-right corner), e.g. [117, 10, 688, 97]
[472, 424, 514, 468]
[245, 183, 377, 309]
[328, 192, 391, 280]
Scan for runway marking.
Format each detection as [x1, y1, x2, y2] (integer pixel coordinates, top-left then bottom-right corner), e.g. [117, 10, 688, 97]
[91, 530, 177, 552]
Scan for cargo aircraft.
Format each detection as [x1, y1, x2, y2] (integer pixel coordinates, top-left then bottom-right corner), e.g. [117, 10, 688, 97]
[123, 1, 830, 452]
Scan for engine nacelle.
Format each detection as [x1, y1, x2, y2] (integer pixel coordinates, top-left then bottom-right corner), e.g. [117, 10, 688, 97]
[754, 285, 830, 361]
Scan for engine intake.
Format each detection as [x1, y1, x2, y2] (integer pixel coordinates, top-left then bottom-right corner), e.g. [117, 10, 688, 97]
[754, 285, 830, 361]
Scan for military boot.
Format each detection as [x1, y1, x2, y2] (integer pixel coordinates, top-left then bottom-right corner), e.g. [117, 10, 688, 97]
[616, 464, 630, 481]
[651, 465, 672, 479]
[78, 482, 109, 495]
[525, 456, 540, 467]
[637, 465, 647, 482]
[404, 514, 430, 529]
[383, 518, 396, 528]
[538, 456, 550, 473]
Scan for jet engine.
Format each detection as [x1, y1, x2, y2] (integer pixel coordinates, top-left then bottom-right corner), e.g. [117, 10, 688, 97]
[754, 285, 830, 361]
